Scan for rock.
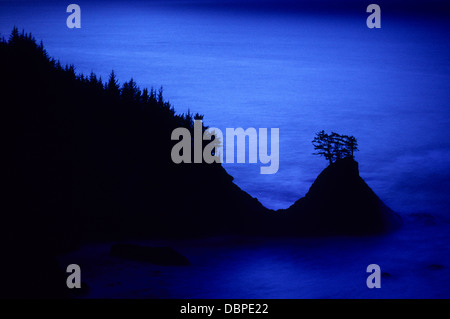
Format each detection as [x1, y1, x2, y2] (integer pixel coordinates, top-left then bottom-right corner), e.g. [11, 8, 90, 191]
[276, 158, 402, 235]
[109, 243, 190, 266]
[426, 264, 444, 270]
[407, 212, 435, 225]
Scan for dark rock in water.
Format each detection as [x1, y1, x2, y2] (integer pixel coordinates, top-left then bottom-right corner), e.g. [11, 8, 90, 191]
[426, 264, 444, 270]
[407, 212, 435, 225]
[275, 158, 402, 235]
[110, 243, 190, 266]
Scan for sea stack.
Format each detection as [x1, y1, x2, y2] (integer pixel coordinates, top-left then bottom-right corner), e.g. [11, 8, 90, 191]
[276, 157, 402, 235]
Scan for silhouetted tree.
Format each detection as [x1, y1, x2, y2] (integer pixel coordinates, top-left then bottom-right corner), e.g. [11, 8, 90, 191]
[157, 86, 164, 106]
[121, 77, 140, 103]
[106, 70, 120, 97]
[141, 88, 149, 105]
[9, 26, 19, 43]
[313, 131, 358, 164]
[88, 71, 103, 91]
[312, 130, 334, 164]
[149, 87, 156, 103]
[37, 40, 48, 59]
[330, 132, 344, 161]
[64, 64, 76, 80]
[344, 135, 358, 158]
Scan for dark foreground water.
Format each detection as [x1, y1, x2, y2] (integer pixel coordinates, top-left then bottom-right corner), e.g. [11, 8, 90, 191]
[1, 1, 450, 214]
[58, 215, 450, 298]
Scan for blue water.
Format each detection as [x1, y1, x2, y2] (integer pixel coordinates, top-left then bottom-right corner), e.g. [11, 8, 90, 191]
[58, 216, 450, 298]
[1, 1, 450, 214]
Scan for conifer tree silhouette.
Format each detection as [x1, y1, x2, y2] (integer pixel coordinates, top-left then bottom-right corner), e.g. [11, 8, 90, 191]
[312, 131, 358, 164]
[121, 78, 141, 103]
[106, 70, 120, 98]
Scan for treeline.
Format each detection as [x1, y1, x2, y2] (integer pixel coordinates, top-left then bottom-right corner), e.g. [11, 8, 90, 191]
[1, 27, 267, 255]
[1, 27, 203, 131]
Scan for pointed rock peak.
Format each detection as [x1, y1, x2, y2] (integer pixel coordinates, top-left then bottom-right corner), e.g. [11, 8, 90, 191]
[276, 158, 402, 236]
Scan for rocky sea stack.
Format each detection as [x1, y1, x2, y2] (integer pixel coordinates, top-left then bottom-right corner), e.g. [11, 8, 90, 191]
[275, 157, 402, 235]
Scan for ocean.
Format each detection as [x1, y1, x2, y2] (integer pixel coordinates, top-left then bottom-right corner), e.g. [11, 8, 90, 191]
[58, 218, 450, 298]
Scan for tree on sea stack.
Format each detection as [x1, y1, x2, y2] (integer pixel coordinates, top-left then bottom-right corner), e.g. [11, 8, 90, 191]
[312, 130, 358, 164]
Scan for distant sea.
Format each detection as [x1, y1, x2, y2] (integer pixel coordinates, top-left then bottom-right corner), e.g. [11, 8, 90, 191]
[2, 0, 450, 215]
